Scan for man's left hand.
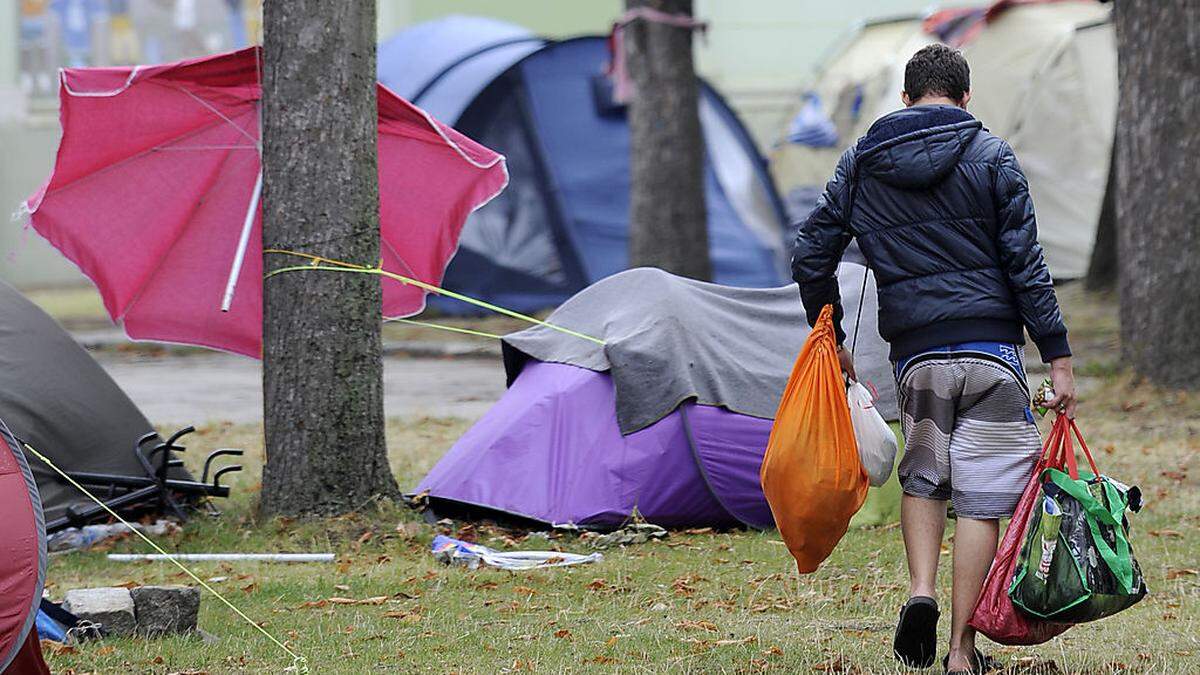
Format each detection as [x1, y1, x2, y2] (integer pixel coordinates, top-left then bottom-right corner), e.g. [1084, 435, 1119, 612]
[1047, 356, 1077, 418]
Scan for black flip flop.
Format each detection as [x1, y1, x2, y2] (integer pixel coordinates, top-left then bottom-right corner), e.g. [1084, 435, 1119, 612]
[943, 647, 997, 674]
[893, 596, 939, 668]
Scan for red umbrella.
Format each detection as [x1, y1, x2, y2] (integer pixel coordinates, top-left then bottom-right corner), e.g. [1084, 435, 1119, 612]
[22, 47, 507, 358]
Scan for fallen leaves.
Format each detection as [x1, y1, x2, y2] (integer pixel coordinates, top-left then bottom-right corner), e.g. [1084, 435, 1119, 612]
[683, 635, 757, 651]
[1166, 568, 1199, 580]
[383, 610, 423, 623]
[675, 619, 718, 632]
[41, 640, 76, 656]
[295, 595, 389, 609]
[553, 629, 572, 639]
[1010, 656, 1062, 673]
[671, 574, 707, 597]
[811, 656, 863, 673]
[1148, 529, 1183, 538]
[328, 596, 388, 605]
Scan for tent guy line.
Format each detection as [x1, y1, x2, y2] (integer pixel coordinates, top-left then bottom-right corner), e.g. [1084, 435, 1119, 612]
[18, 441, 308, 674]
[385, 317, 505, 341]
[263, 249, 607, 346]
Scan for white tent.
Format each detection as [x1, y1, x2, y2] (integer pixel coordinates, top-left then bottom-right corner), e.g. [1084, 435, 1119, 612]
[774, 1, 1116, 279]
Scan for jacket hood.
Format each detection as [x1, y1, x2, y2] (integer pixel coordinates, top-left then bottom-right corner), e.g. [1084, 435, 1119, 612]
[855, 105, 982, 189]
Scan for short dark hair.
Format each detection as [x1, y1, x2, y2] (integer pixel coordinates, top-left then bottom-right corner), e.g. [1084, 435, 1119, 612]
[904, 44, 970, 103]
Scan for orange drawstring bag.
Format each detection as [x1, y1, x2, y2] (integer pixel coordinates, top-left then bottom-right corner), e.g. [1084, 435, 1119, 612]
[760, 305, 869, 573]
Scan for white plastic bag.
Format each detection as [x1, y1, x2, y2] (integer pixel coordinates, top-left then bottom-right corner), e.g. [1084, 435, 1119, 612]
[847, 381, 898, 487]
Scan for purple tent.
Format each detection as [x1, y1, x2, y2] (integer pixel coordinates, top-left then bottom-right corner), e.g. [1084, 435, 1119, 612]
[416, 361, 775, 528]
[414, 267, 895, 530]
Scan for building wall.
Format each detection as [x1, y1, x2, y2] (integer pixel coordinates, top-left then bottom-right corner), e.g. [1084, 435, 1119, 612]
[377, 0, 622, 39]
[2, 1, 937, 289]
[694, 0, 938, 148]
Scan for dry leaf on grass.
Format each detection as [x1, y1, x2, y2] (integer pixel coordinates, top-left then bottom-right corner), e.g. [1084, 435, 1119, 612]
[41, 640, 75, 656]
[675, 620, 718, 632]
[1166, 568, 1199, 580]
[811, 656, 863, 673]
[328, 596, 388, 605]
[382, 611, 423, 623]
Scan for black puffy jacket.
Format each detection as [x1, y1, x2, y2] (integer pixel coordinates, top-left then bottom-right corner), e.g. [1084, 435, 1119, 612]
[792, 104, 1070, 362]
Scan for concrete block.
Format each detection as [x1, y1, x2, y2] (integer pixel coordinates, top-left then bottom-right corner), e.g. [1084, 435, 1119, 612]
[131, 585, 200, 636]
[62, 587, 136, 637]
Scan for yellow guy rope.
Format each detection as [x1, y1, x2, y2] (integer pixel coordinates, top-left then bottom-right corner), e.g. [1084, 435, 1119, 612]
[386, 317, 504, 341]
[262, 249, 606, 346]
[20, 442, 308, 674]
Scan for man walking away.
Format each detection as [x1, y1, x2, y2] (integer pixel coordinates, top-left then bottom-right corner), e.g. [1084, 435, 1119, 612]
[791, 44, 1077, 674]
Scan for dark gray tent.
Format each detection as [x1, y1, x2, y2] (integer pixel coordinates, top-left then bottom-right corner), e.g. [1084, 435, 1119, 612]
[0, 280, 187, 525]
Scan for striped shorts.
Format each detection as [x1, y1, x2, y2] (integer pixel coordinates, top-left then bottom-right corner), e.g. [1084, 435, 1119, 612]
[894, 342, 1041, 519]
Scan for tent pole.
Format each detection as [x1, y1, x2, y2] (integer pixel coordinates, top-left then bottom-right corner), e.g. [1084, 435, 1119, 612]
[220, 169, 263, 312]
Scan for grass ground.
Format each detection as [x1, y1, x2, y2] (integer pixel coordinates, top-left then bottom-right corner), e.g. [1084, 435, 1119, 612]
[39, 284, 1200, 674]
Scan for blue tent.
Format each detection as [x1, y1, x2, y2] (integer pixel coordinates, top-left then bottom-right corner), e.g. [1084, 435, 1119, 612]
[378, 16, 790, 313]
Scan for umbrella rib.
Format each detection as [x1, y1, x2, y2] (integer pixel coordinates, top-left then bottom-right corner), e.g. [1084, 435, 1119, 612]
[35, 110, 258, 203]
[175, 85, 261, 148]
[381, 237, 419, 282]
[152, 145, 258, 151]
[118, 135, 251, 323]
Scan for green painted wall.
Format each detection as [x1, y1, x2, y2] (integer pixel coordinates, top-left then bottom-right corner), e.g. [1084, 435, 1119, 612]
[695, 0, 938, 146]
[2, 1, 940, 288]
[377, 0, 622, 40]
[375, 0, 939, 147]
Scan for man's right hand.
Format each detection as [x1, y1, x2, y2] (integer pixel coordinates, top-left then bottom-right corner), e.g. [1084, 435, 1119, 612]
[837, 345, 857, 382]
[1046, 356, 1077, 418]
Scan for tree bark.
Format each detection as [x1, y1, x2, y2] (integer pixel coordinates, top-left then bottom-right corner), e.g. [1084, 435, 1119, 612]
[1084, 140, 1117, 291]
[1114, 0, 1200, 388]
[260, 0, 398, 516]
[624, 0, 711, 280]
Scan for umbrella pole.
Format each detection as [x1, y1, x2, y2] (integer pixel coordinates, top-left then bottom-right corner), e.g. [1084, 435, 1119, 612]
[221, 170, 263, 312]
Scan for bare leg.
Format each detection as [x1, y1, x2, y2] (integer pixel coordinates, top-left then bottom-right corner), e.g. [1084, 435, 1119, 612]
[947, 517, 999, 671]
[901, 494, 948, 599]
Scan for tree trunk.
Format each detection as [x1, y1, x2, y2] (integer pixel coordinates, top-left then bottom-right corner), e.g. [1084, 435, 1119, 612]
[1084, 140, 1117, 291]
[624, 0, 711, 280]
[1114, 0, 1200, 389]
[260, 0, 398, 516]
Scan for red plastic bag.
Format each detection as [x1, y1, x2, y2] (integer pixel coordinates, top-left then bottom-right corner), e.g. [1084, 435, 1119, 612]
[968, 414, 1074, 645]
[760, 305, 869, 573]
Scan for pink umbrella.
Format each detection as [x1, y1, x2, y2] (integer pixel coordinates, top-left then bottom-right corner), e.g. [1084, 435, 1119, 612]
[22, 47, 507, 358]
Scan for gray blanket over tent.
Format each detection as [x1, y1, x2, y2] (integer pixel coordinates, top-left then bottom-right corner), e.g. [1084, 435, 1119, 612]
[502, 262, 897, 435]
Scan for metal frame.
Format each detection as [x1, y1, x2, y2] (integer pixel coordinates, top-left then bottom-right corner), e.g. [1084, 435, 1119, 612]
[42, 426, 242, 533]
